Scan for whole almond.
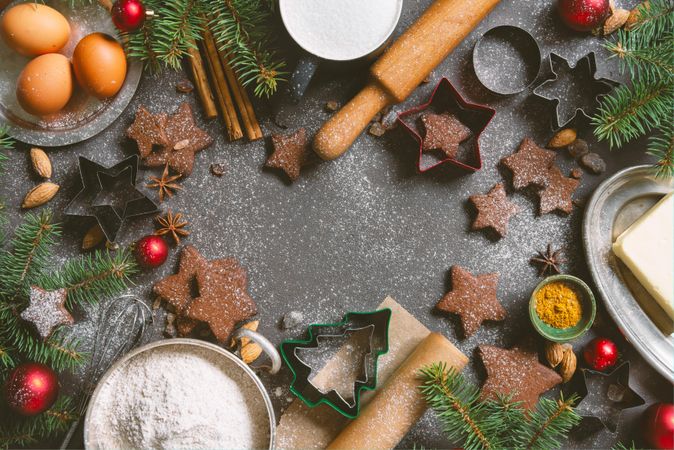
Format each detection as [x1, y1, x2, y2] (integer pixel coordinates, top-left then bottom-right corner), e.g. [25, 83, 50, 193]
[241, 343, 263, 365]
[604, 8, 631, 34]
[82, 224, 105, 250]
[230, 320, 259, 348]
[559, 348, 577, 383]
[30, 148, 52, 178]
[545, 342, 566, 367]
[22, 182, 59, 208]
[548, 129, 577, 148]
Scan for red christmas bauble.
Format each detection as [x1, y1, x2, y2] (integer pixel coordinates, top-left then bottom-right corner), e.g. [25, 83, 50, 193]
[558, 0, 611, 31]
[135, 235, 168, 268]
[111, 0, 147, 33]
[643, 403, 674, 450]
[583, 337, 618, 370]
[3, 363, 59, 416]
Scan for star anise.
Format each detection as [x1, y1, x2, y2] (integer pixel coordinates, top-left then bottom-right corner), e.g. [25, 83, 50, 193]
[155, 210, 190, 245]
[530, 244, 565, 277]
[147, 163, 182, 202]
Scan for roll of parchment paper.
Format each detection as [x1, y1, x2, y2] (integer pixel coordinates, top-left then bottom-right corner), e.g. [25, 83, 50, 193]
[327, 332, 468, 450]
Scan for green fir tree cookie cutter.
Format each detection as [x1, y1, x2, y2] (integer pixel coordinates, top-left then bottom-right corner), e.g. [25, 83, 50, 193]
[280, 309, 391, 418]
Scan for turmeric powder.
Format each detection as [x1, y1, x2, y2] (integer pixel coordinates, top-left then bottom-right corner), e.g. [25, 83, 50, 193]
[535, 281, 582, 329]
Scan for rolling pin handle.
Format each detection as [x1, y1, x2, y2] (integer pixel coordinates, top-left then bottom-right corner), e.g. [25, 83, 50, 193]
[313, 83, 392, 160]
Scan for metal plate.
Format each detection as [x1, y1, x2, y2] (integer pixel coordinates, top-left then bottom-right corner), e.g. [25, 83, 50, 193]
[0, 0, 141, 147]
[583, 165, 674, 382]
[83, 338, 275, 449]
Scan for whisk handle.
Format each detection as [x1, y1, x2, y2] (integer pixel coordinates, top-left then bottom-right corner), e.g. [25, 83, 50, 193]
[233, 328, 282, 374]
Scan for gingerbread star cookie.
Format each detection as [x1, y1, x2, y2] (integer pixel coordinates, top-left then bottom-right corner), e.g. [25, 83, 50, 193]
[126, 106, 169, 158]
[469, 183, 520, 238]
[479, 344, 562, 409]
[421, 112, 471, 159]
[20, 286, 74, 339]
[501, 138, 556, 189]
[436, 266, 506, 337]
[144, 103, 213, 176]
[266, 128, 309, 182]
[538, 166, 580, 215]
[186, 264, 257, 342]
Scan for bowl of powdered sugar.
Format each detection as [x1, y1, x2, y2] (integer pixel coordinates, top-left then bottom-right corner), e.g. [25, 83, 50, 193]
[84, 339, 274, 449]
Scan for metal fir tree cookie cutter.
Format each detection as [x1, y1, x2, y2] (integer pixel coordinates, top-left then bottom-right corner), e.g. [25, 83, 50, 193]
[280, 308, 391, 418]
[533, 52, 619, 130]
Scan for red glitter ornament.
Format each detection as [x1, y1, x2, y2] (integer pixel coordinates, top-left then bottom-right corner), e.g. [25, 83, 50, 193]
[111, 0, 147, 33]
[558, 0, 611, 31]
[135, 235, 168, 268]
[643, 403, 674, 450]
[583, 337, 618, 371]
[3, 363, 59, 416]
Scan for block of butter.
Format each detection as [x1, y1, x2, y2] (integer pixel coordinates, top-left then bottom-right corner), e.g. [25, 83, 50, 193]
[613, 192, 673, 320]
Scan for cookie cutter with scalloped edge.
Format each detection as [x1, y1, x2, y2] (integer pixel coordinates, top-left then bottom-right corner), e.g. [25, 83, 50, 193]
[280, 308, 391, 419]
[533, 52, 619, 130]
[64, 155, 158, 243]
[396, 77, 496, 173]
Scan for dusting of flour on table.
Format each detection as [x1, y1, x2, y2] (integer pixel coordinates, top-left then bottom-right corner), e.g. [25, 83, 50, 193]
[279, 0, 401, 61]
[87, 345, 270, 449]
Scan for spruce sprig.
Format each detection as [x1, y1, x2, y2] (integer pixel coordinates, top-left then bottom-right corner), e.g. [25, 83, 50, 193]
[605, 30, 674, 79]
[626, 0, 674, 41]
[0, 396, 76, 448]
[419, 363, 581, 450]
[648, 122, 674, 178]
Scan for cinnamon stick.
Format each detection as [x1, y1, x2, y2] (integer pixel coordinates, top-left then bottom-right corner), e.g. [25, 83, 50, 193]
[218, 50, 263, 141]
[201, 30, 243, 141]
[186, 42, 218, 120]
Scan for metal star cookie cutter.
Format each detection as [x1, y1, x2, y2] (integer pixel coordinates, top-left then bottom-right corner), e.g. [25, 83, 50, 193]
[397, 77, 496, 173]
[65, 155, 158, 243]
[280, 309, 391, 419]
[533, 52, 619, 130]
[572, 362, 645, 433]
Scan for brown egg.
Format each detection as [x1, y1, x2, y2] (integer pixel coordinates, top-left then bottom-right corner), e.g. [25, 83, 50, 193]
[72, 33, 127, 99]
[16, 53, 73, 116]
[0, 3, 70, 56]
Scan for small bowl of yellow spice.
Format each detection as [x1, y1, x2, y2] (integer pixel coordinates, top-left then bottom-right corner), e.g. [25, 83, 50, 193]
[529, 274, 596, 342]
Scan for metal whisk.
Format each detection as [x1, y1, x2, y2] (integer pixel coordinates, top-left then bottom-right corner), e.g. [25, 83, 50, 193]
[60, 295, 153, 449]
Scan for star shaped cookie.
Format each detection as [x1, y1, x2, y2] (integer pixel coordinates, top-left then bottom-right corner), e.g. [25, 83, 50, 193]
[186, 264, 257, 342]
[538, 166, 580, 215]
[469, 183, 520, 238]
[266, 128, 309, 182]
[501, 138, 556, 189]
[421, 112, 471, 159]
[144, 103, 213, 176]
[20, 286, 74, 339]
[126, 106, 169, 158]
[479, 344, 562, 409]
[436, 266, 506, 337]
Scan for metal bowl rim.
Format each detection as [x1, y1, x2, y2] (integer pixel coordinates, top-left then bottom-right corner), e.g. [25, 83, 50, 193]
[82, 338, 276, 449]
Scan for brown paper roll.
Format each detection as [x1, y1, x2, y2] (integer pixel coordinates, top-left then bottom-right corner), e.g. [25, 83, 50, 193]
[327, 332, 468, 450]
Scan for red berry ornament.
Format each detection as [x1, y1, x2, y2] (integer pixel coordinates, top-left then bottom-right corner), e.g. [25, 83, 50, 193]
[558, 0, 611, 31]
[583, 337, 618, 370]
[3, 363, 59, 416]
[643, 403, 674, 450]
[135, 235, 168, 268]
[111, 0, 147, 33]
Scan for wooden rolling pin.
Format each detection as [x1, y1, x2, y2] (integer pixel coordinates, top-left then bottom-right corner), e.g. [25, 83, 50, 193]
[313, 0, 501, 160]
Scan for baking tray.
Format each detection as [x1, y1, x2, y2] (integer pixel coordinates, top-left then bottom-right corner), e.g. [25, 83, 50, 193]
[583, 165, 674, 382]
[0, 0, 142, 147]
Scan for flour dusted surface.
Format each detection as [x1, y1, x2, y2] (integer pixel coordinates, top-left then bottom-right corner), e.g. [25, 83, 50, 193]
[87, 345, 269, 449]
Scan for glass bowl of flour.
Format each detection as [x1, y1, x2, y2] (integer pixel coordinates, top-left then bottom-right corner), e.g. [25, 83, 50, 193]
[84, 339, 275, 450]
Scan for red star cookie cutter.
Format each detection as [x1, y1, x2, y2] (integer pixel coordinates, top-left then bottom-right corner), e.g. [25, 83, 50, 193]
[397, 78, 496, 173]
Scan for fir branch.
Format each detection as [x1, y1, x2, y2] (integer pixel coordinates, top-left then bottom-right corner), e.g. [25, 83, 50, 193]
[0, 211, 61, 304]
[516, 395, 581, 450]
[0, 395, 76, 449]
[37, 249, 138, 310]
[592, 79, 674, 148]
[606, 29, 674, 79]
[209, 0, 286, 98]
[648, 122, 674, 178]
[627, 0, 674, 42]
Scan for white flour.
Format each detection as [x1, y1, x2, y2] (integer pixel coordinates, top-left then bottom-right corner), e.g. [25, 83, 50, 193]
[87, 345, 270, 450]
[280, 0, 402, 60]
